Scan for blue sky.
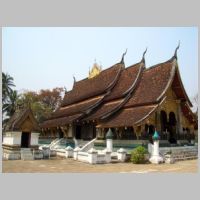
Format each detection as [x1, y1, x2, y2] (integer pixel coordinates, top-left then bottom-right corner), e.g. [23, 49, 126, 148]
[2, 27, 198, 99]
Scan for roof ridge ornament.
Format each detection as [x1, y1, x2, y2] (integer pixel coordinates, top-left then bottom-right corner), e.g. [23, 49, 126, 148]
[120, 49, 128, 64]
[174, 40, 180, 60]
[64, 86, 67, 94]
[168, 41, 180, 62]
[73, 75, 76, 83]
[141, 47, 147, 63]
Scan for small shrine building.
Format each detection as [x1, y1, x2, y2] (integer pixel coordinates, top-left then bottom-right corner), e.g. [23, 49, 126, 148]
[3, 107, 40, 159]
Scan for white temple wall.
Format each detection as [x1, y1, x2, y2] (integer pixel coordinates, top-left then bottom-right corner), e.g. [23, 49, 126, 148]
[30, 132, 40, 145]
[3, 132, 22, 145]
[3, 131, 40, 146]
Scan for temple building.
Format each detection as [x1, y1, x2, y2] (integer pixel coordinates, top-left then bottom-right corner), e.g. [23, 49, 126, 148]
[3, 107, 40, 159]
[41, 46, 197, 144]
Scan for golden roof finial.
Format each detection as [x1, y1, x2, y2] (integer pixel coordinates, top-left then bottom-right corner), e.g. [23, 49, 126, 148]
[88, 59, 102, 79]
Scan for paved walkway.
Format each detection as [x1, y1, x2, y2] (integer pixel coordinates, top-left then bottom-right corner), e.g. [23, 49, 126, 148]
[2, 158, 198, 173]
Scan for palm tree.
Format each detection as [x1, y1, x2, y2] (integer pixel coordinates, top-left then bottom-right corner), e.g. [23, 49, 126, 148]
[2, 72, 15, 103]
[3, 90, 18, 117]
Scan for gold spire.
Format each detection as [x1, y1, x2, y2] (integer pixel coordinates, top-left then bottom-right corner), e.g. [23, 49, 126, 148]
[88, 59, 102, 79]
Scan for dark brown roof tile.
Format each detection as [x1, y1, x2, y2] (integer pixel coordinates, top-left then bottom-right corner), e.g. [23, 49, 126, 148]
[51, 96, 104, 119]
[41, 113, 82, 128]
[62, 64, 122, 106]
[104, 62, 143, 101]
[125, 61, 175, 107]
[97, 105, 157, 128]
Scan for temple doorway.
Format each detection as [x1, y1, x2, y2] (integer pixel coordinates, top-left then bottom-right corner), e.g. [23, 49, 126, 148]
[75, 125, 82, 139]
[81, 123, 96, 140]
[58, 130, 64, 138]
[75, 123, 96, 140]
[168, 112, 177, 144]
[160, 110, 168, 133]
[21, 132, 30, 148]
[123, 127, 134, 139]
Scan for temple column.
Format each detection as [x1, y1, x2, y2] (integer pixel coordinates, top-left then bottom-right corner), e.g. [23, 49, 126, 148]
[141, 124, 145, 139]
[53, 129, 56, 138]
[96, 128, 102, 139]
[68, 125, 73, 138]
[176, 100, 183, 135]
[119, 128, 123, 139]
[66, 126, 69, 138]
[50, 129, 54, 139]
[61, 126, 67, 138]
[155, 111, 161, 133]
[135, 126, 141, 140]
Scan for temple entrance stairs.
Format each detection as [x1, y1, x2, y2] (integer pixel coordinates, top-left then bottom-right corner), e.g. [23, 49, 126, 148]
[21, 148, 34, 160]
[49, 138, 62, 149]
[79, 138, 97, 152]
[77, 139, 93, 149]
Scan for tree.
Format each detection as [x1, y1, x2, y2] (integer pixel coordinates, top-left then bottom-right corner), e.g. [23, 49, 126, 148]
[2, 72, 15, 103]
[38, 87, 64, 111]
[2, 72, 17, 123]
[17, 91, 39, 106]
[17, 87, 64, 123]
[3, 90, 19, 117]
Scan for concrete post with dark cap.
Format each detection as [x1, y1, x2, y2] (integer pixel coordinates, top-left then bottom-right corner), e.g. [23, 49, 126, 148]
[106, 128, 113, 152]
[149, 130, 164, 164]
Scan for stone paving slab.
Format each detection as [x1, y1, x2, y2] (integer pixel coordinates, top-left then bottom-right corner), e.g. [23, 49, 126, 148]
[2, 158, 198, 173]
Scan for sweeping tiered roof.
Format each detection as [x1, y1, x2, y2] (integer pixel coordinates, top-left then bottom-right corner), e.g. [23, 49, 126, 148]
[41, 61, 124, 128]
[41, 48, 197, 129]
[98, 57, 195, 128]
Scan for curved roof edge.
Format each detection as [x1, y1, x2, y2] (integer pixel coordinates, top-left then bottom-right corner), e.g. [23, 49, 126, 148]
[156, 59, 177, 102]
[100, 62, 145, 120]
[174, 64, 193, 106]
[134, 97, 166, 126]
[73, 64, 124, 120]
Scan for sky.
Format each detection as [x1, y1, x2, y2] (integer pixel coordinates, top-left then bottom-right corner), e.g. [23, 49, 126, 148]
[2, 27, 198, 100]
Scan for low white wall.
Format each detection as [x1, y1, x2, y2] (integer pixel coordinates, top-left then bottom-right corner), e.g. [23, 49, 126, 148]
[3, 151, 21, 160]
[96, 154, 106, 164]
[160, 146, 198, 155]
[3, 132, 40, 146]
[77, 152, 89, 163]
[56, 149, 66, 157]
[76, 150, 111, 164]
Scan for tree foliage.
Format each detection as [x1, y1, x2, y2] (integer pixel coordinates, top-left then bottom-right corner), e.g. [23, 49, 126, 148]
[18, 88, 64, 123]
[2, 72, 64, 125]
[2, 72, 15, 103]
[2, 72, 18, 120]
[38, 88, 64, 111]
[3, 90, 19, 117]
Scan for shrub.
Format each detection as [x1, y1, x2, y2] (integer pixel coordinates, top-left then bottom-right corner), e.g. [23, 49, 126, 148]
[131, 146, 148, 164]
